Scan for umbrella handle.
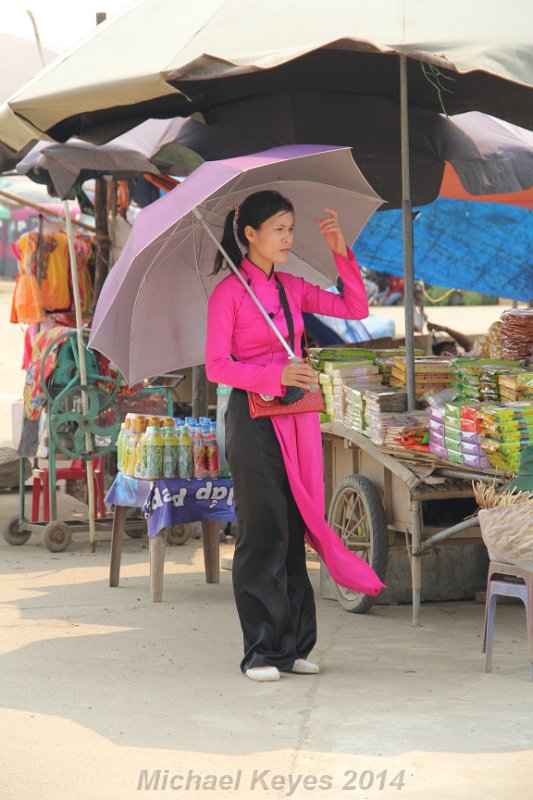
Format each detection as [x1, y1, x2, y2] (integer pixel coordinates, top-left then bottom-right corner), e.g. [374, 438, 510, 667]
[192, 207, 296, 360]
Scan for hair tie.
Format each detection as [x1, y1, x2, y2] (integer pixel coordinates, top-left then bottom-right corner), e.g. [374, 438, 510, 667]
[231, 203, 245, 254]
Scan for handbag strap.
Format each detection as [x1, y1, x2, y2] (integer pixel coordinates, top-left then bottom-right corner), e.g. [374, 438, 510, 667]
[275, 276, 295, 353]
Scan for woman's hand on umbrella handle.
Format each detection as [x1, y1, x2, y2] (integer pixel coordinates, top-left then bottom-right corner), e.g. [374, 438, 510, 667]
[317, 208, 347, 255]
[281, 363, 318, 389]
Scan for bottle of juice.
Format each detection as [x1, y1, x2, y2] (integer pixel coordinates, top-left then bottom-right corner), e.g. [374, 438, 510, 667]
[116, 421, 127, 471]
[216, 384, 232, 477]
[123, 416, 141, 477]
[206, 430, 220, 478]
[144, 425, 164, 479]
[178, 425, 193, 479]
[192, 424, 208, 479]
[134, 417, 148, 479]
[162, 425, 179, 478]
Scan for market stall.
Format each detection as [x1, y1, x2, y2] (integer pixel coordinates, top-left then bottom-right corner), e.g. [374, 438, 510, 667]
[314, 324, 533, 623]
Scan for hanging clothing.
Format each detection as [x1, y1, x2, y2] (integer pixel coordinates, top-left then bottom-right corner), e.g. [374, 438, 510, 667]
[10, 232, 46, 324]
[206, 250, 386, 590]
[11, 229, 96, 325]
[41, 231, 70, 311]
[11, 273, 45, 325]
[23, 326, 71, 420]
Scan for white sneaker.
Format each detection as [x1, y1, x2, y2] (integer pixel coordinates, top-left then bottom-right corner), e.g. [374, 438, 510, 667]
[290, 658, 320, 674]
[244, 666, 280, 682]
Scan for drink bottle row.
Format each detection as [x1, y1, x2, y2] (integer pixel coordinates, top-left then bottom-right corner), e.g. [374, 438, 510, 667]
[117, 414, 222, 480]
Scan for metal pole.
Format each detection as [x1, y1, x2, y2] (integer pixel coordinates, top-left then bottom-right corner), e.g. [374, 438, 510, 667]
[410, 499, 422, 626]
[26, 10, 46, 69]
[422, 515, 479, 550]
[400, 55, 417, 412]
[63, 200, 96, 551]
[93, 11, 110, 305]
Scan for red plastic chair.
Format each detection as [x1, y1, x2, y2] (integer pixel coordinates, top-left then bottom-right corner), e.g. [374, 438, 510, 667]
[31, 457, 106, 523]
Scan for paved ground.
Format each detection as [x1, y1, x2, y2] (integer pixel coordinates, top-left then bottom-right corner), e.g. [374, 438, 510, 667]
[1, 281, 532, 799]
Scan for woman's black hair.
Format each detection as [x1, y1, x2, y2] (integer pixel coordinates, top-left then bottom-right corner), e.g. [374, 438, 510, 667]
[212, 190, 294, 275]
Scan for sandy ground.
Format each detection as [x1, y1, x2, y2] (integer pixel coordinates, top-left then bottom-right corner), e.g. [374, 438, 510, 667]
[1, 280, 532, 800]
[369, 303, 507, 339]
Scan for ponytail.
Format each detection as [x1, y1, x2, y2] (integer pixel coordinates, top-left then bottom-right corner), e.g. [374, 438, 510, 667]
[213, 209, 244, 275]
[212, 190, 294, 276]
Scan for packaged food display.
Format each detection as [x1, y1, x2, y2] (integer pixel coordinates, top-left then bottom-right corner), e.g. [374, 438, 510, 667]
[452, 358, 525, 402]
[390, 356, 454, 397]
[498, 372, 533, 403]
[477, 402, 533, 471]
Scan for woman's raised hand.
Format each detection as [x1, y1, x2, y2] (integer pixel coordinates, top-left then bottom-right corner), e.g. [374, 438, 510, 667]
[317, 208, 347, 255]
[281, 362, 318, 389]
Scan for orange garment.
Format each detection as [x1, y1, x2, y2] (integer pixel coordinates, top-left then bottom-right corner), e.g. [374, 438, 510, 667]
[12, 274, 45, 324]
[41, 231, 71, 311]
[15, 231, 71, 312]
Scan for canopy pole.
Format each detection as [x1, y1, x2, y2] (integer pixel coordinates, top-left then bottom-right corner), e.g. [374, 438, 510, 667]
[63, 200, 96, 552]
[400, 55, 417, 412]
[191, 207, 297, 360]
[0, 188, 95, 231]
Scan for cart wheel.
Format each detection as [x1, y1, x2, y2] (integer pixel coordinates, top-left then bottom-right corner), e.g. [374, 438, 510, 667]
[327, 475, 388, 614]
[123, 508, 146, 539]
[3, 515, 32, 546]
[165, 525, 190, 546]
[124, 523, 146, 539]
[43, 521, 72, 553]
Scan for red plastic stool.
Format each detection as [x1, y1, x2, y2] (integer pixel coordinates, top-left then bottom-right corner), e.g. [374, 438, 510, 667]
[31, 458, 106, 523]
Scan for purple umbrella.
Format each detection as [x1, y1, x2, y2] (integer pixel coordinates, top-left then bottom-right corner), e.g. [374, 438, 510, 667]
[88, 144, 383, 384]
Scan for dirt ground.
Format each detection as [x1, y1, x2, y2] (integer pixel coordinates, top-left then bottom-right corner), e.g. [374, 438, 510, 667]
[1, 281, 532, 800]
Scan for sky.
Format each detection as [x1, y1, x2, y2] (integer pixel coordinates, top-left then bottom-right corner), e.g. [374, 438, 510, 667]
[1, 0, 134, 51]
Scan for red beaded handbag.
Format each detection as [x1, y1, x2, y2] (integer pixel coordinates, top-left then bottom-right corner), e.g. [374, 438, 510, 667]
[247, 276, 324, 418]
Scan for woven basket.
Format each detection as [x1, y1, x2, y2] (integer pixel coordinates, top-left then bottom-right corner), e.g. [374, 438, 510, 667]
[478, 506, 533, 571]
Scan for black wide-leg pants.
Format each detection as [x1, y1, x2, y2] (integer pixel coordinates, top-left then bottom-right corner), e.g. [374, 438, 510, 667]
[225, 389, 317, 672]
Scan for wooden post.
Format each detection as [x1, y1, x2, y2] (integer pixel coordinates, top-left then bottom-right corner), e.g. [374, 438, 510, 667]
[192, 365, 209, 419]
[93, 178, 110, 303]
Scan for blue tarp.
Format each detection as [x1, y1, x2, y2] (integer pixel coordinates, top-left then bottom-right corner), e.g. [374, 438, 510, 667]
[354, 198, 533, 301]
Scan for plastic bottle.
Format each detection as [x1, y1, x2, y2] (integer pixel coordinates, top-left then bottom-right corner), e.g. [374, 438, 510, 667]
[178, 425, 193, 479]
[206, 430, 221, 478]
[144, 425, 164, 479]
[134, 417, 148, 479]
[162, 425, 179, 478]
[123, 416, 142, 477]
[117, 422, 127, 471]
[192, 424, 208, 479]
[216, 384, 232, 477]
